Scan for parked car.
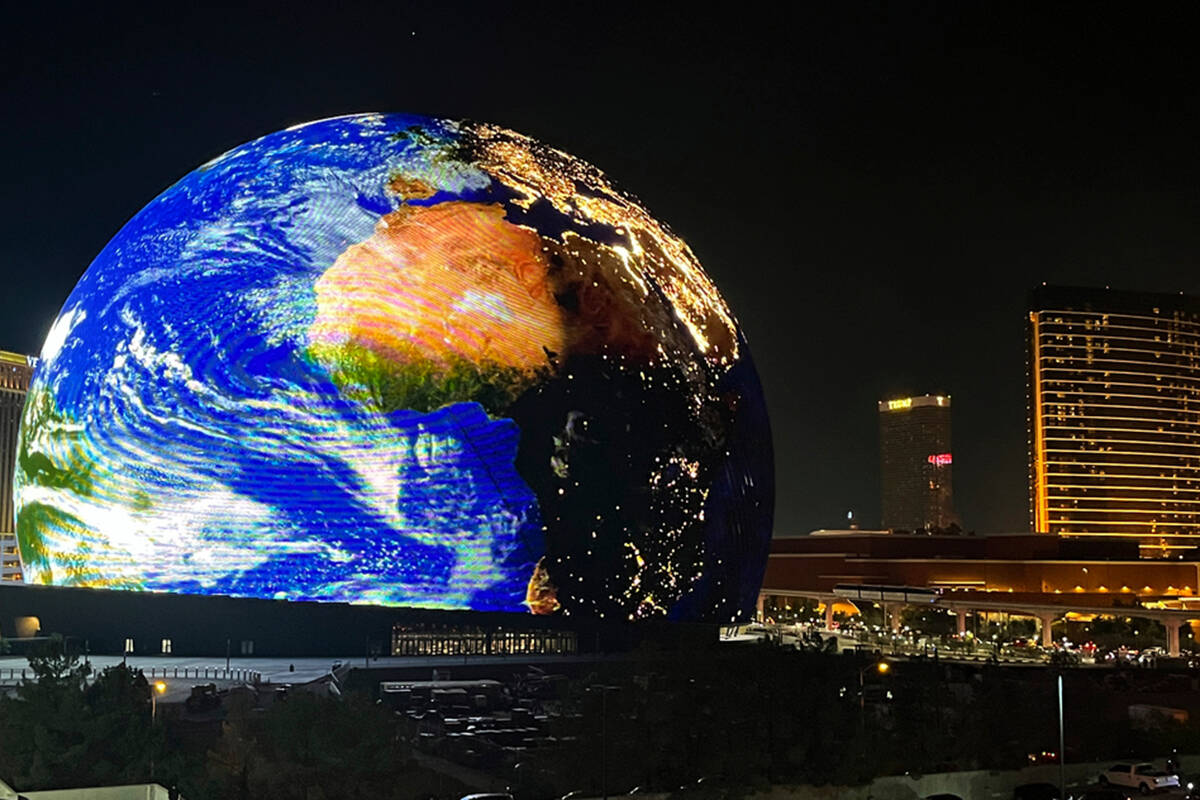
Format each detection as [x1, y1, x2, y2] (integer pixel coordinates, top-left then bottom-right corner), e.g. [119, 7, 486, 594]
[1014, 782, 1060, 800]
[1099, 763, 1179, 793]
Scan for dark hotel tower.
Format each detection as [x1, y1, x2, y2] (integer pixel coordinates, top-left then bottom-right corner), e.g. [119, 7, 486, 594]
[1028, 285, 1200, 556]
[1, 350, 35, 582]
[878, 394, 957, 532]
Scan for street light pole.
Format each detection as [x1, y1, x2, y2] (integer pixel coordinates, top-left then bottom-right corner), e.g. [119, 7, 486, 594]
[601, 688, 608, 800]
[858, 667, 865, 734]
[150, 688, 156, 780]
[589, 685, 620, 800]
[1058, 674, 1066, 800]
[151, 680, 166, 780]
[858, 660, 890, 747]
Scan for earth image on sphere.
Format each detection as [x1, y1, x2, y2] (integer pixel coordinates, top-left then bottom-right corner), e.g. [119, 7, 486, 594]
[14, 113, 773, 622]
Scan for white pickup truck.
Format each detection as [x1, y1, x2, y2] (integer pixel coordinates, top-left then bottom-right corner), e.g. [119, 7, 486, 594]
[1099, 763, 1179, 794]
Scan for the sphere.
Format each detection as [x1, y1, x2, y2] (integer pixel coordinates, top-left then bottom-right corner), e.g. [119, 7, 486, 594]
[15, 114, 772, 622]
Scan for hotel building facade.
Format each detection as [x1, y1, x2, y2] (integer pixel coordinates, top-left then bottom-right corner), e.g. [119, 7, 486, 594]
[0, 350, 34, 582]
[878, 394, 957, 531]
[1028, 285, 1200, 555]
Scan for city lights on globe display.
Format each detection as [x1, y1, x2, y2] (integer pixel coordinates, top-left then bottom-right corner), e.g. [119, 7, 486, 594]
[14, 114, 773, 622]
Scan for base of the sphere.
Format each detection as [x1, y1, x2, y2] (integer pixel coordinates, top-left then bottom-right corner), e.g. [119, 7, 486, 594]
[0, 582, 720, 659]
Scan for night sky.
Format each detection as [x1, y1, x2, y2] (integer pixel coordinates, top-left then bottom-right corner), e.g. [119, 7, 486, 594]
[3, 3, 1199, 536]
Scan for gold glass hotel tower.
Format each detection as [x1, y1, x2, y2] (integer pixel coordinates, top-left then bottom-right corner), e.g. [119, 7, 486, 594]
[1, 350, 34, 581]
[1028, 285, 1200, 555]
[878, 394, 956, 531]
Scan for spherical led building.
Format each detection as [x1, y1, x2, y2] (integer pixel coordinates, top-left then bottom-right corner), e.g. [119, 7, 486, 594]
[15, 114, 772, 623]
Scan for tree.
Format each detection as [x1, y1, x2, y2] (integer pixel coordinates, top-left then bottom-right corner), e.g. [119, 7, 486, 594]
[0, 635, 92, 787]
[0, 638, 163, 790]
[208, 690, 417, 799]
[25, 633, 91, 689]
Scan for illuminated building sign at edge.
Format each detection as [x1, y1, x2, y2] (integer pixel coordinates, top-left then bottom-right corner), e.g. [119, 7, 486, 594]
[880, 395, 950, 412]
[927, 453, 952, 467]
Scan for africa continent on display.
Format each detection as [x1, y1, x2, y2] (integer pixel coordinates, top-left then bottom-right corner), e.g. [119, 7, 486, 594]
[14, 114, 773, 621]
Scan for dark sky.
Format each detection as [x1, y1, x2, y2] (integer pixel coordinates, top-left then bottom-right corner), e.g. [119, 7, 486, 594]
[3, 3, 1199, 536]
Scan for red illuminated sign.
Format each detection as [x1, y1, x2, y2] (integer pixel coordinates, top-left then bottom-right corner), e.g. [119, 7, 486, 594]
[927, 453, 952, 467]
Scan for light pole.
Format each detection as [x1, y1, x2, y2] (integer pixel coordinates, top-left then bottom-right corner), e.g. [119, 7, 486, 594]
[1057, 674, 1066, 800]
[858, 660, 890, 741]
[151, 680, 167, 723]
[150, 680, 166, 779]
[588, 684, 620, 800]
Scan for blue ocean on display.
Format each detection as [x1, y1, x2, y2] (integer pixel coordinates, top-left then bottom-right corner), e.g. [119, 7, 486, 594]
[14, 113, 773, 621]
